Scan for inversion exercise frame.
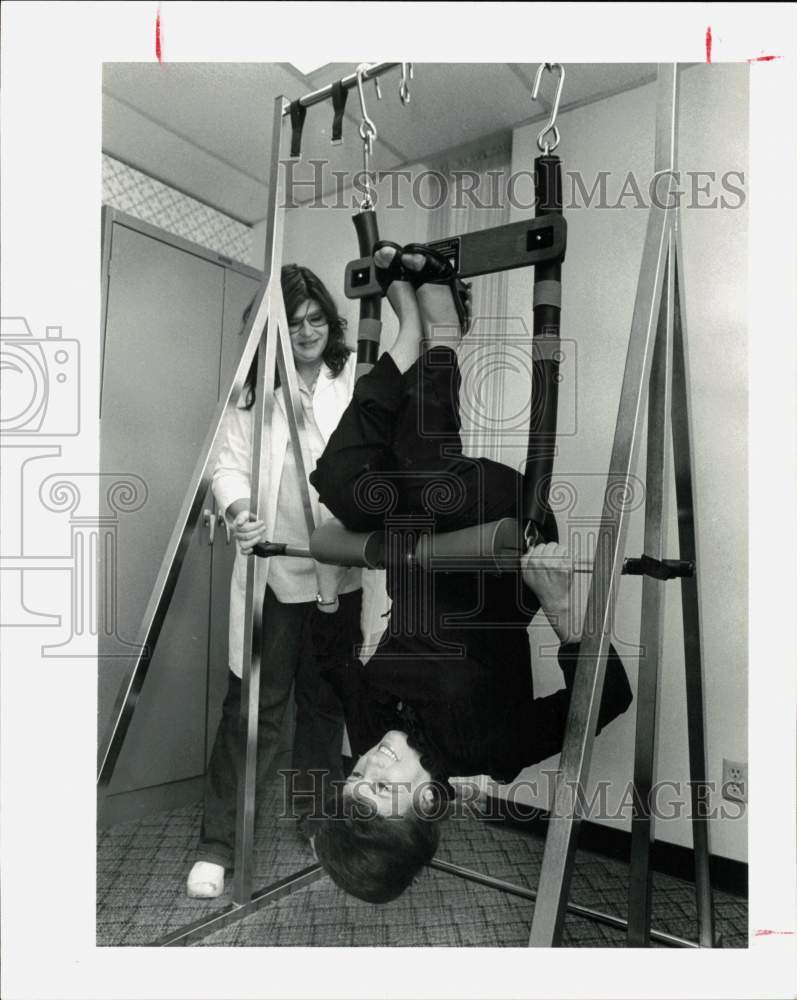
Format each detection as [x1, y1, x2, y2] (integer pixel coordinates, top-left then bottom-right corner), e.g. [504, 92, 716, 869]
[97, 62, 717, 949]
[527, 62, 716, 948]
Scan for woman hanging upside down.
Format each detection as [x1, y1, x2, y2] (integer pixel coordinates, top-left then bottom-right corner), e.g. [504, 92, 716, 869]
[307, 241, 633, 904]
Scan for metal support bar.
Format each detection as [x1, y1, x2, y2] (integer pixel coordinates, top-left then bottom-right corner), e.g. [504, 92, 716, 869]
[153, 851, 704, 947]
[232, 93, 289, 905]
[627, 238, 673, 946]
[284, 63, 399, 113]
[671, 217, 717, 947]
[156, 865, 324, 946]
[96, 219, 274, 797]
[231, 298, 275, 904]
[528, 202, 672, 947]
[430, 860, 699, 948]
[276, 316, 318, 540]
[528, 64, 682, 947]
[528, 62, 715, 948]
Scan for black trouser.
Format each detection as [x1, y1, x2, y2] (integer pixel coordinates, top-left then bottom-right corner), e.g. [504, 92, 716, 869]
[311, 347, 534, 535]
[197, 586, 362, 869]
[310, 347, 632, 764]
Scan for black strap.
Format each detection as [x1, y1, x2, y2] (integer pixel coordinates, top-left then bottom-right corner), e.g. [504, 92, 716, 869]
[289, 100, 307, 159]
[331, 80, 348, 144]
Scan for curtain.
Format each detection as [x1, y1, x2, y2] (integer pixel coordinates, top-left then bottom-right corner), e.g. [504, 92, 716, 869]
[423, 143, 512, 460]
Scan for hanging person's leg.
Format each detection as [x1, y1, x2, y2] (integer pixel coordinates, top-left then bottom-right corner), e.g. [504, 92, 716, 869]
[310, 245, 426, 531]
[312, 243, 533, 537]
[393, 247, 525, 533]
[489, 641, 633, 772]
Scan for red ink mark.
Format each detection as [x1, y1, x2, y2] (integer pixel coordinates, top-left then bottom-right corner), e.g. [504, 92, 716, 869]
[706, 26, 712, 63]
[754, 929, 795, 936]
[747, 55, 781, 63]
[155, 7, 163, 63]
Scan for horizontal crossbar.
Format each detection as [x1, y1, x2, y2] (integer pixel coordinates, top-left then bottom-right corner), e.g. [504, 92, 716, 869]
[430, 859, 699, 947]
[283, 63, 400, 114]
[155, 864, 324, 946]
[153, 856, 701, 947]
[344, 216, 567, 299]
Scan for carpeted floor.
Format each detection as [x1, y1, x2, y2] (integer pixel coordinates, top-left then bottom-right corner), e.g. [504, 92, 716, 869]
[97, 772, 748, 948]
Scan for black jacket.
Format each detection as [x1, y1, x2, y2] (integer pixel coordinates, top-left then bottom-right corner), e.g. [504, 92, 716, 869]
[311, 348, 633, 783]
[313, 584, 633, 785]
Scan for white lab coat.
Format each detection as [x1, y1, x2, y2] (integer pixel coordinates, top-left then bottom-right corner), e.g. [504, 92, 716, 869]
[212, 352, 364, 676]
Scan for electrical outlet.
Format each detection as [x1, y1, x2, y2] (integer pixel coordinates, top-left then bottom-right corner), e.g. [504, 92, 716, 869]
[722, 759, 748, 803]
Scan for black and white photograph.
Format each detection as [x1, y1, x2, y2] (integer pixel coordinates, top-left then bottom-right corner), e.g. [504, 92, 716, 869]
[1, 3, 796, 999]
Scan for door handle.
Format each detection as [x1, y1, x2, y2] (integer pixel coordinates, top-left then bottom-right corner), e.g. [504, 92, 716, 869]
[217, 512, 232, 544]
[202, 508, 215, 545]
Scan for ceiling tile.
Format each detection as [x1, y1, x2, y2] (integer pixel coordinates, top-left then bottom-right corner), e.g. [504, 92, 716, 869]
[103, 93, 269, 224]
[102, 63, 660, 226]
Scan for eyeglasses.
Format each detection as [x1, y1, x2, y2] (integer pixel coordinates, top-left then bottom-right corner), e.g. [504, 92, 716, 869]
[288, 311, 328, 335]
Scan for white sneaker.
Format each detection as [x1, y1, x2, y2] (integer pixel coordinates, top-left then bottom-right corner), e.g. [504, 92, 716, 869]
[186, 861, 225, 899]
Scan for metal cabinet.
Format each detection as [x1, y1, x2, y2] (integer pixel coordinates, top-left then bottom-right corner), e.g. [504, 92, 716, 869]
[99, 210, 263, 817]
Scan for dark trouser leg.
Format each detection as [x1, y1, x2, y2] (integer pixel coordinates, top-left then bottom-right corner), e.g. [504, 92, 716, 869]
[198, 671, 243, 869]
[289, 590, 361, 819]
[311, 350, 535, 536]
[197, 587, 307, 869]
[398, 455, 523, 532]
[519, 645, 634, 767]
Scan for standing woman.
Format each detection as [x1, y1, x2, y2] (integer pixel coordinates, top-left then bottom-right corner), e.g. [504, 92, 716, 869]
[187, 264, 363, 899]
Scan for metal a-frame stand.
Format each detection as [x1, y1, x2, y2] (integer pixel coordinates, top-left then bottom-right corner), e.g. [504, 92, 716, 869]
[97, 64, 404, 947]
[526, 62, 717, 947]
[98, 62, 717, 949]
[98, 93, 327, 948]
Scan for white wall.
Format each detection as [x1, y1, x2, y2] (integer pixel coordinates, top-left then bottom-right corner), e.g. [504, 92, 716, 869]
[500, 65, 749, 861]
[251, 175, 430, 352]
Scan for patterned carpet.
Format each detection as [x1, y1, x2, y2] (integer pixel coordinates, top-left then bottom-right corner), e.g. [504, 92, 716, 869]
[97, 772, 748, 948]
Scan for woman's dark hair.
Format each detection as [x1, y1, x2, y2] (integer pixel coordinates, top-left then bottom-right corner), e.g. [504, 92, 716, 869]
[242, 263, 350, 409]
[312, 783, 443, 904]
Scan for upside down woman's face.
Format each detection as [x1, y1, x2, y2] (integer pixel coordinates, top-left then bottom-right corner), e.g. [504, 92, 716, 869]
[345, 730, 434, 818]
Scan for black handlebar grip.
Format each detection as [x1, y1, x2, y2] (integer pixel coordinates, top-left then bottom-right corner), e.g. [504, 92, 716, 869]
[524, 155, 563, 544]
[352, 209, 382, 375]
